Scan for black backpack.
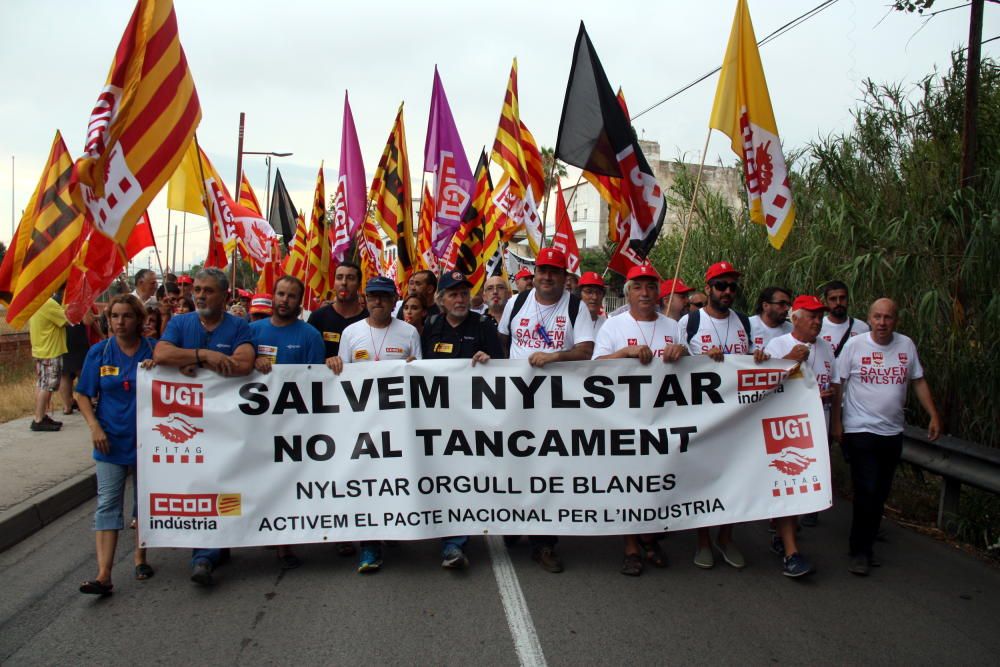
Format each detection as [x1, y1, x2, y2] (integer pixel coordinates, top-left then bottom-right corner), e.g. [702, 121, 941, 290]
[685, 309, 753, 354]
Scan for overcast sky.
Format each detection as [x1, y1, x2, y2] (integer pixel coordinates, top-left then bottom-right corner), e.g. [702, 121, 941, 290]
[1, 0, 996, 269]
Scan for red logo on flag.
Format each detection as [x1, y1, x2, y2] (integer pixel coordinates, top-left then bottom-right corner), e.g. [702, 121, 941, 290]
[152, 380, 204, 418]
[152, 415, 203, 444]
[738, 368, 783, 392]
[762, 414, 814, 455]
[149, 493, 241, 517]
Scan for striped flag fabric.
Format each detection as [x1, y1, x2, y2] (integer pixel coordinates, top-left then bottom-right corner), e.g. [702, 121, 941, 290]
[370, 104, 416, 295]
[0, 132, 84, 327]
[490, 60, 544, 253]
[416, 184, 439, 273]
[357, 213, 384, 287]
[75, 0, 200, 245]
[238, 173, 263, 215]
[305, 163, 332, 301]
[710, 0, 795, 249]
[281, 212, 308, 281]
[450, 151, 495, 292]
[582, 88, 633, 244]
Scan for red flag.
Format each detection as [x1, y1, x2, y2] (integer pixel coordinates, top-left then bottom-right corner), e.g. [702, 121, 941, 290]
[606, 226, 652, 277]
[550, 182, 582, 275]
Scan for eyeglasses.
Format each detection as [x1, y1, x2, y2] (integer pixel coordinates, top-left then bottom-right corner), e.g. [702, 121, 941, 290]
[767, 300, 791, 307]
[709, 281, 740, 293]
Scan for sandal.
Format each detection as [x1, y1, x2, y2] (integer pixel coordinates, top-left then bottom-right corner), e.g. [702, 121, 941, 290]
[79, 580, 113, 596]
[640, 539, 668, 568]
[620, 553, 643, 577]
[135, 563, 155, 580]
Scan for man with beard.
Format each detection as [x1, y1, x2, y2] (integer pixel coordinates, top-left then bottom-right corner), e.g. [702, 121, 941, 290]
[154, 268, 255, 587]
[761, 295, 836, 578]
[482, 275, 511, 326]
[421, 271, 504, 568]
[251, 275, 325, 571]
[498, 248, 595, 573]
[750, 286, 793, 350]
[328, 276, 422, 574]
[308, 262, 368, 360]
[832, 298, 940, 576]
[593, 264, 686, 576]
[396, 269, 439, 321]
[819, 280, 869, 359]
[678, 261, 754, 570]
[578, 272, 607, 336]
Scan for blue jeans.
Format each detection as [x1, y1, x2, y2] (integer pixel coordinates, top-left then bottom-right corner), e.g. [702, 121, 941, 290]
[441, 536, 467, 556]
[191, 548, 223, 568]
[93, 461, 136, 531]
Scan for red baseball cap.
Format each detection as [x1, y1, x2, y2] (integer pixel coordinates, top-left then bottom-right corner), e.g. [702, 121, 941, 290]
[705, 261, 741, 282]
[249, 294, 273, 315]
[626, 264, 660, 281]
[177, 275, 193, 285]
[514, 268, 533, 280]
[535, 248, 567, 269]
[792, 295, 828, 312]
[659, 278, 693, 300]
[237, 288, 253, 299]
[578, 271, 605, 288]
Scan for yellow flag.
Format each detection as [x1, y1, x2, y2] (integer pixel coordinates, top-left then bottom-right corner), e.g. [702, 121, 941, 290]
[710, 0, 795, 249]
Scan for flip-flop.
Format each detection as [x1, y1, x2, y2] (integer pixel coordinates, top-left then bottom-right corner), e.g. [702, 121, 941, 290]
[79, 580, 113, 596]
[135, 563, 155, 580]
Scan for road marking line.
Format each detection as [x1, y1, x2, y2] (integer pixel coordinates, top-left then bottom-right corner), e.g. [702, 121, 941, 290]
[486, 535, 547, 667]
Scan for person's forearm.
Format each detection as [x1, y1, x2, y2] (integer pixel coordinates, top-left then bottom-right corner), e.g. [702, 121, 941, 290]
[74, 393, 99, 430]
[913, 378, 940, 421]
[830, 384, 843, 427]
[154, 343, 198, 367]
[558, 343, 594, 362]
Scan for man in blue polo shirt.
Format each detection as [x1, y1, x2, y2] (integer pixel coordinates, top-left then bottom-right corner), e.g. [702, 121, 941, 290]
[154, 267, 255, 587]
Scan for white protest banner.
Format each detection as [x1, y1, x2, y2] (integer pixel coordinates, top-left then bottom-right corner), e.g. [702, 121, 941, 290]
[137, 356, 831, 548]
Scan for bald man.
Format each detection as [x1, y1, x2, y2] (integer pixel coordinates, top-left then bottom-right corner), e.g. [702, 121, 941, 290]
[831, 298, 941, 577]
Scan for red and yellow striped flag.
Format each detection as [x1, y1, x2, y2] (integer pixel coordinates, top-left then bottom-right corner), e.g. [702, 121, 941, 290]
[255, 236, 283, 293]
[490, 60, 544, 252]
[238, 173, 263, 215]
[416, 184, 438, 273]
[370, 104, 415, 294]
[305, 164, 332, 301]
[357, 213, 384, 287]
[582, 88, 633, 244]
[75, 0, 200, 246]
[281, 212, 308, 281]
[0, 131, 84, 327]
[449, 151, 495, 292]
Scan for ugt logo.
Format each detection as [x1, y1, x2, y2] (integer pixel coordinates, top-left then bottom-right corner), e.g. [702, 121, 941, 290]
[152, 380, 204, 419]
[762, 414, 816, 476]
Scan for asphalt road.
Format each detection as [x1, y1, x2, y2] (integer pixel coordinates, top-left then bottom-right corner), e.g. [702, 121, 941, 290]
[1, 496, 998, 666]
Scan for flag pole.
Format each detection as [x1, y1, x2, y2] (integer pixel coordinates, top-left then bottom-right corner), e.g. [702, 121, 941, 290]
[667, 129, 712, 305]
[181, 212, 187, 273]
[233, 112, 246, 294]
[165, 209, 171, 273]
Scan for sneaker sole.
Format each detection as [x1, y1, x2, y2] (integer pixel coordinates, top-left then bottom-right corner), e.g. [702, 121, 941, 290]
[357, 563, 382, 574]
[783, 567, 814, 578]
[190, 573, 213, 586]
[442, 559, 468, 570]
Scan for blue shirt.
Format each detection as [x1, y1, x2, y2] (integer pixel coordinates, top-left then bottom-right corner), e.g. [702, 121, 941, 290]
[160, 311, 253, 354]
[75, 337, 157, 465]
[250, 318, 325, 364]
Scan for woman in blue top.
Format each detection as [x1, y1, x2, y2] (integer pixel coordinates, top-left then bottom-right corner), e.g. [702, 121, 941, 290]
[75, 294, 157, 596]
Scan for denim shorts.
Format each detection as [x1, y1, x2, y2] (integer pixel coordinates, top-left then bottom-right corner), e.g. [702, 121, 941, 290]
[93, 461, 137, 531]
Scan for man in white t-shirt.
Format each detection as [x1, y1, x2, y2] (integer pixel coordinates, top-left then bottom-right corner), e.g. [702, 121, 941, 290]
[761, 295, 836, 578]
[327, 276, 422, 575]
[750, 286, 793, 350]
[830, 298, 941, 577]
[677, 261, 756, 570]
[578, 271, 608, 336]
[498, 247, 594, 573]
[819, 280, 870, 358]
[593, 264, 685, 577]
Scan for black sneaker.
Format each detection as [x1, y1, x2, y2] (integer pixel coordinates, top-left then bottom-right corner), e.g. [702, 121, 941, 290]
[532, 546, 564, 573]
[848, 555, 870, 576]
[190, 560, 214, 586]
[42, 415, 63, 427]
[30, 419, 61, 432]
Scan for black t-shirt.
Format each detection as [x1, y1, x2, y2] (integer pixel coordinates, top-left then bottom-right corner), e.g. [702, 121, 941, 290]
[307, 304, 368, 358]
[421, 312, 505, 360]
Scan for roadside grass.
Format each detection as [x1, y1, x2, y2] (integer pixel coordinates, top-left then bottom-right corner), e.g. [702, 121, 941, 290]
[0, 356, 70, 423]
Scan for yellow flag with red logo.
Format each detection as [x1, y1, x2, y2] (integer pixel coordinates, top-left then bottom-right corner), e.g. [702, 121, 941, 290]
[709, 0, 795, 250]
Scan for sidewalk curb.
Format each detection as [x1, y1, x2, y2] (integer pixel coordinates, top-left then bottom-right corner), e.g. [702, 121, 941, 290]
[0, 469, 96, 552]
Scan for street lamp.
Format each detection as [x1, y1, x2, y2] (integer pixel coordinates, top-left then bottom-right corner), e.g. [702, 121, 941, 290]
[242, 150, 293, 214]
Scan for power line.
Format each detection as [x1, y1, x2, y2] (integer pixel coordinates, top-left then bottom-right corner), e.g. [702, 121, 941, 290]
[631, 0, 842, 121]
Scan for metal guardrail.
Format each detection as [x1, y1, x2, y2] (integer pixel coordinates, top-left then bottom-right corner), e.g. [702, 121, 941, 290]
[901, 425, 1000, 532]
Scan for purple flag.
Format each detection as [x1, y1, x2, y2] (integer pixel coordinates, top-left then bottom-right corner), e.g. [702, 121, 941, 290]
[331, 91, 367, 263]
[423, 67, 474, 257]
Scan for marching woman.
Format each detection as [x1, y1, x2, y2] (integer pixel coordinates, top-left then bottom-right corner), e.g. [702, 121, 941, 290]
[75, 294, 157, 595]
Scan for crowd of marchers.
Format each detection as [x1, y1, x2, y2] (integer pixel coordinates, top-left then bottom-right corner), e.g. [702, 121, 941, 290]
[25, 251, 940, 596]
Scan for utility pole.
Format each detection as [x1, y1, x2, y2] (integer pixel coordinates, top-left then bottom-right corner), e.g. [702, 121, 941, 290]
[233, 112, 246, 294]
[960, 0, 984, 190]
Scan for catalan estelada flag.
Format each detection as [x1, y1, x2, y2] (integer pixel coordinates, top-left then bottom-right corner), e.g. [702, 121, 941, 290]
[0, 131, 84, 327]
[75, 0, 200, 246]
[305, 164, 332, 300]
[370, 104, 415, 294]
[710, 0, 795, 249]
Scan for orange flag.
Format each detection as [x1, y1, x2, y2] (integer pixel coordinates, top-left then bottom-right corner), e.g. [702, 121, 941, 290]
[305, 164, 332, 301]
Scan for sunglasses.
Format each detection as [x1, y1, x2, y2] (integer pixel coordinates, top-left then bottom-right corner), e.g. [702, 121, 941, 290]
[709, 281, 740, 292]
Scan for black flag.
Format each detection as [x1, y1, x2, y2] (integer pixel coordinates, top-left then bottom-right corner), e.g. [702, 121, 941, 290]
[268, 169, 297, 246]
[555, 22, 666, 258]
